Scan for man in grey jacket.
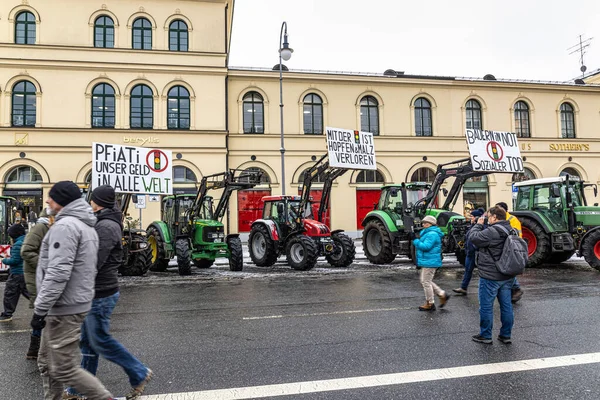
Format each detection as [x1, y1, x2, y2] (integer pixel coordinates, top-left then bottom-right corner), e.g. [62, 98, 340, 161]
[32, 181, 114, 400]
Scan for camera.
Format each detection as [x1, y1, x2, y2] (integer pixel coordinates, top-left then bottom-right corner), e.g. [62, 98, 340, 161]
[483, 217, 488, 224]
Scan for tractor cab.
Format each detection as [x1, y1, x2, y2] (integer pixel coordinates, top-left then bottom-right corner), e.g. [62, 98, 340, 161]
[261, 195, 324, 238]
[162, 194, 196, 236]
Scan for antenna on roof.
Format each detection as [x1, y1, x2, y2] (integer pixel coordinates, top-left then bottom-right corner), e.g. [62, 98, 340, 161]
[568, 34, 593, 79]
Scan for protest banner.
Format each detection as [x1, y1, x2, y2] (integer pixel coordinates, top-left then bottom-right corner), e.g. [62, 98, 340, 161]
[325, 127, 376, 170]
[92, 143, 173, 194]
[465, 129, 524, 173]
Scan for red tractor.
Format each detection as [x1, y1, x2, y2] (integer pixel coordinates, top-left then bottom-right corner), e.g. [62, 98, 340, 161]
[248, 155, 356, 270]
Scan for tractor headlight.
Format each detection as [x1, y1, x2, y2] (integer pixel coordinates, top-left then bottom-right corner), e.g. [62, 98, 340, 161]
[139, 242, 148, 249]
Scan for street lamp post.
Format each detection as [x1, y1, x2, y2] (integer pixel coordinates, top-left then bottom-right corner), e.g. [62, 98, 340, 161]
[279, 21, 293, 195]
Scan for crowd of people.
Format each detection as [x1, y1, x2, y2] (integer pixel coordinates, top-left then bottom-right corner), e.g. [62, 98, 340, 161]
[1, 182, 152, 400]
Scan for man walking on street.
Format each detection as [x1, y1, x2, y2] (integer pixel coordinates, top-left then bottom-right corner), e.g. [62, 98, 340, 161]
[496, 202, 524, 303]
[32, 181, 114, 400]
[453, 208, 484, 295]
[468, 206, 515, 344]
[64, 185, 152, 400]
[0, 223, 29, 322]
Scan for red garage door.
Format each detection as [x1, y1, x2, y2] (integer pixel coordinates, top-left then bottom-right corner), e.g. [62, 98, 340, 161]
[298, 189, 330, 227]
[356, 189, 381, 229]
[237, 190, 271, 232]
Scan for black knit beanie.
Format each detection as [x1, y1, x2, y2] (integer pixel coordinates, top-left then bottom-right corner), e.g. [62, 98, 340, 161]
[49, 181, 82, 207]
[8, 223, 26, 239]
[91, 185, 116, 208]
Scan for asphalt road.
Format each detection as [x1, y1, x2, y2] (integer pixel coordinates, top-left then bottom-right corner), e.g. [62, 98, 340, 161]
[2, 251, 600, 399]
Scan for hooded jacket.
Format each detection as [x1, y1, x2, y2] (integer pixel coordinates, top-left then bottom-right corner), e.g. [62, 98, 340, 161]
[468, 219, 514, 281]
[21, 210, 51, 306]
[2, 235, 25, 274]
[34, 198, 98, 317]
[94, 207, 123, 299]
[413, 225, 444, 268]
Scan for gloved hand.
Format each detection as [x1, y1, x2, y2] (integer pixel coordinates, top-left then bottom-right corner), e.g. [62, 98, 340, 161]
[30, 313, 46, 330]
[409, 231, 417, 240]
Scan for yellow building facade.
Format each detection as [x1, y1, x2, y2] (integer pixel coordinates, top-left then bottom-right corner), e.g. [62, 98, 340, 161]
[2, 0, 600, 237]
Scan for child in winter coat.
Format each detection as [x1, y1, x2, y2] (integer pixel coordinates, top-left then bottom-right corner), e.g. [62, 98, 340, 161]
[0, 224, 30, 322]
[412, 215, 450, 311]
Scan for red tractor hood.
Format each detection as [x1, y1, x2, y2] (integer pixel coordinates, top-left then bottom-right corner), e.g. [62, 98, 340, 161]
[302, 219, 331, 237]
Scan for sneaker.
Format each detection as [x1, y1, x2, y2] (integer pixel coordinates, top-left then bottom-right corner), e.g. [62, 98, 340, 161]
[0, 314, 12, 322]
[439, 293, 450, 308]
[511, 288, 524, 304]
[453, 288, 467, 295]
[125, 368, 153, 399]
[498, 335, 512, 344]
[472, 334, 492, 344]
[418, 302, 436, 311]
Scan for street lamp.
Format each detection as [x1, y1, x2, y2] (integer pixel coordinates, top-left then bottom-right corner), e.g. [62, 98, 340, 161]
[279, 21, 293, 195]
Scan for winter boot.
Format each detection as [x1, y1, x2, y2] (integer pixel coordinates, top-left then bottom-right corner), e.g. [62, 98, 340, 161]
[26, 334, 41, 360]
[418, 302, 436, 311]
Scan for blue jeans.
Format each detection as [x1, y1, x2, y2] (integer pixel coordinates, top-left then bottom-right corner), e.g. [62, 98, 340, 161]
[67, 292, 147, 394]
[478, 277, 515, 339]
[513, 278, 521, 290]
[460, 252, 476, 290]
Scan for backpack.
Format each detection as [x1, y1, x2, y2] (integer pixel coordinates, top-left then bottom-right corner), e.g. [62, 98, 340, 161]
[488, 224, 528, 276]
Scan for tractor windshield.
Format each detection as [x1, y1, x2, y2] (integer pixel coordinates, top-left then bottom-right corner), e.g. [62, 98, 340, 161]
[198, 197, 214, 220]
[531, 183, 567, 230]
[565, 184, 585, 207]
[176, 197, 195, 223]
[288, 200, 313, 221]
[377, 187, 401, 211]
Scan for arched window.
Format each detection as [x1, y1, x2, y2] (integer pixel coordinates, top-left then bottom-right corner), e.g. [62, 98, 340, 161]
[410, 167, 435, 183]
[132, 18, 152, 50]
[91, 83, 116, 128]
[6, 166, 43, 183]
[560, 167, 580, 179]
[130, 84, 153, 129]
[243, 92, 264, 134]
[240, 167, 271, 184]
[414, 98, 433, 136]
[167, 86, 190, 130]
[169, 20, 188, 51]
[355, 170, 385, 183]
[512, 167, 536, 182]
[11, 81, 36, 127]
[560, 103, 575, 138]
[298, 168, 327, 184]
[514, 101, 530, 138]
[15, 11, 36, 45]
[173, 166, 197, 183]
[466, 99, 482, 130]
[303, 94, 323, 135]
[360, 96, 379, 135]
[94, 16, 114, 48]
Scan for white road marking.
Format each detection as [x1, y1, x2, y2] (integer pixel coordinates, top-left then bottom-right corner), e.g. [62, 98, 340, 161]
[0, 329, 30, 334]
[139, 352, 600, 400]
[242, 306, 412, 320]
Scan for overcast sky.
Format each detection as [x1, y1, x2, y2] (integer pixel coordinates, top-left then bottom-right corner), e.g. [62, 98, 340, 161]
[229, 0, 600, 82]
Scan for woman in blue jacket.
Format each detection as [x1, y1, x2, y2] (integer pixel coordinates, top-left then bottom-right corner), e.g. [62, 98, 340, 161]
[413, 215, 450, 311]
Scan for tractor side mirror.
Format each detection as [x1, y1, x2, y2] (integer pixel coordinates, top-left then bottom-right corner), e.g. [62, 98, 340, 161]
[594, 186, 598, 198]
[373, 203, 378, 210]
[550, 184, 561, 198]
[165, 198, 174, 208]
[390, 188, 399, 197]
[442, 188, 449, 196]
[132, 195, 138, 203]
[277, 203, 285, 216]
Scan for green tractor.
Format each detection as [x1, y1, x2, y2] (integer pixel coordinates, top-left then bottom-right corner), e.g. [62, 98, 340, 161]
[0, 196, 16, 277]
[146, 170, 262, 275]
[361, 158, 490, 265]
[512, 175, 600, 269]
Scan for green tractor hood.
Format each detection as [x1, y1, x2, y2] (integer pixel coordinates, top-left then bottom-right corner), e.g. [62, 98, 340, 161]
[574, 206, 600, 226]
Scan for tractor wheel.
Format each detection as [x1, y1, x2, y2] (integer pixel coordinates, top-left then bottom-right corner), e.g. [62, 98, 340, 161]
[546, 251, 576, 265]
[581, 230, 600, 271]
[362, 220, 396, 264]
[119, 248, 151, 276]
[193, 259, 214, 269]
[521, 218, 551, 268]
[286, 235, 319, 271]
[248, 224, 278, 267]
[326, 233, 356, 267]
[227, 236, 244, 271]
[455, 250, 466, 266]
[147, 226, 170, 272]
[176, 239, 192, 276]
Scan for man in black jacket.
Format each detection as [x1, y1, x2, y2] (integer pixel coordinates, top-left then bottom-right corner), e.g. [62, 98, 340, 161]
[467, 206, 515, 345]
[64, 186, 152, 400]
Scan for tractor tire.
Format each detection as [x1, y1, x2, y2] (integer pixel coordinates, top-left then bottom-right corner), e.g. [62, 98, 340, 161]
[521, 218, 551, 268]
[227, 236, 244, 271]
[119, 249, 151, 276]
[455, 250, 466, 266]
[248, 224, 278, 267]
[193, 259, 214, 269]
[362, 220, 396, 264]
[147, 226, 170, 272]
[286, 235, 319, 271]
[176, 239, 192, 276]
[581, 230, 600, 271]
[546, 251, 576, 265]
[326, 233, 356, 267]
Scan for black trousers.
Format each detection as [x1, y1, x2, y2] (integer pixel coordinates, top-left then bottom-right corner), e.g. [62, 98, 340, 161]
[2, 273, 29, 317]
